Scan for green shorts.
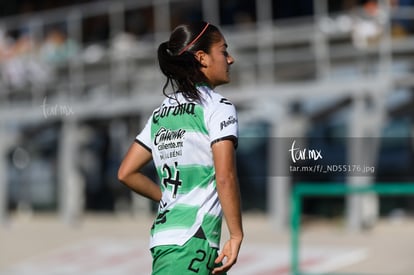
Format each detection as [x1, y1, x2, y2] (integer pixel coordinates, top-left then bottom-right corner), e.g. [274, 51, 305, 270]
[150, 233, 224, 275]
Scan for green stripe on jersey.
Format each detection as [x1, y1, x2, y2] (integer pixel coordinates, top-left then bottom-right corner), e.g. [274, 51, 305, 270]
[152, 204, 198, 234]
[202, 214, 222, 245]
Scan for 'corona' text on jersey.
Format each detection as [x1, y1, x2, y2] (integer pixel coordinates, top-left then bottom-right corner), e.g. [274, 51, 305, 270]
[153, 103, 196, 123]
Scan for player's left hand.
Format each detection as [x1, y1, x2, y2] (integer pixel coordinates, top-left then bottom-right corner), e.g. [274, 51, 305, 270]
[212, 237, 242, 274]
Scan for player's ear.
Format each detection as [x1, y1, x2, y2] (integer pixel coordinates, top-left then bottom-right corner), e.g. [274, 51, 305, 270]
[195, 50, 208, 67]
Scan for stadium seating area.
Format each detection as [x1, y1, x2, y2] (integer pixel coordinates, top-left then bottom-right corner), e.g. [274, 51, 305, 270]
[1, 0, 414, 230]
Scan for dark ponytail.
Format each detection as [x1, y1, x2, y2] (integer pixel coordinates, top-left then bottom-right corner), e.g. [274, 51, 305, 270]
[157, 22, 222, 102]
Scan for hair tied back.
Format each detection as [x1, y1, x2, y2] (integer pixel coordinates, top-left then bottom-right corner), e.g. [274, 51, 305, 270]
[178, 22, 210, 55]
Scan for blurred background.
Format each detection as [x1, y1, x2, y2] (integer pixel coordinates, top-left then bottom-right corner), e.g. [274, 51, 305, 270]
[1, 0, 414, 274]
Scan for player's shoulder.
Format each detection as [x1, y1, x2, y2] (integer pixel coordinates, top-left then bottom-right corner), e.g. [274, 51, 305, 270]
[199, 85, 234, 107]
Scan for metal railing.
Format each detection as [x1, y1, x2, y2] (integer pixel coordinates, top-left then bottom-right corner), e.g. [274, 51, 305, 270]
[1, 0, 414, 225]
[1, 0, 413, 112]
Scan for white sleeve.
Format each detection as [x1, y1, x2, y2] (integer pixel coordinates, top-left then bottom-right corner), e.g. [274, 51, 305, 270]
[208, 97, 238, 148]
[135, 116, 153, 152]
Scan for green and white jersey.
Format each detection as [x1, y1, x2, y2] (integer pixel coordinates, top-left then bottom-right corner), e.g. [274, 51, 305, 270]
[136, 85, 238, 249]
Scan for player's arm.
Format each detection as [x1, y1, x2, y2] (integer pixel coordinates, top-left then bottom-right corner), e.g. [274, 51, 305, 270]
[211, 139, 243, 274]
[118, 141, 162, 202]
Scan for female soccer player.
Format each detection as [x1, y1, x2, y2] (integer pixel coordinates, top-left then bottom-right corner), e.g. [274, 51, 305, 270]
[118, 21, 243, 275]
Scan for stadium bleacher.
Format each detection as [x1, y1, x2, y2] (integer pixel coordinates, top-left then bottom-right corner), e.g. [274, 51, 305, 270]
[0, 0, 414, 233]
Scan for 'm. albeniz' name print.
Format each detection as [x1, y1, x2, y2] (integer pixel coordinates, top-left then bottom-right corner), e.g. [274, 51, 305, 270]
[153, 103, 196, 123]
[155, 127, 185, 160]
[154, 127, 185, 160]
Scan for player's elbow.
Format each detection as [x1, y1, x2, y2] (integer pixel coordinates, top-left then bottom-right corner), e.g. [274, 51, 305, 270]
[117, 163, 130, 184]
[215, 173, 237, 188]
